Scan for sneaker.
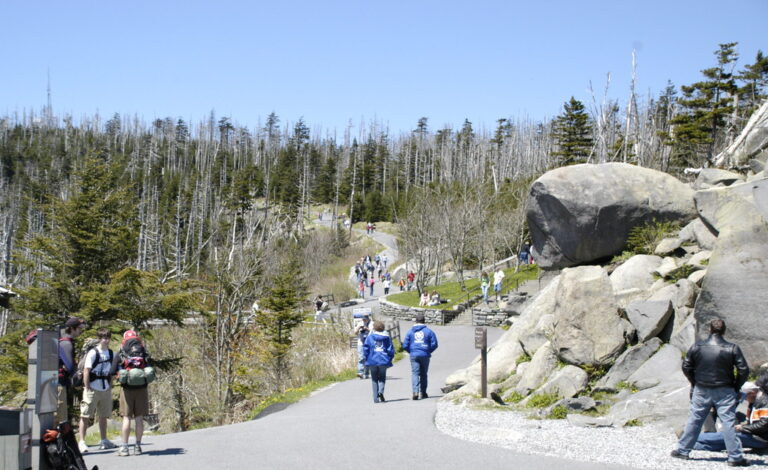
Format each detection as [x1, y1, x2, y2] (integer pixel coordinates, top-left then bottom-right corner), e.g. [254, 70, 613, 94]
[78, 441, 89, 453]
[135, 444, 142, 455]
[378, 393, 385, 403]
[728, 459, 750, 467]
[117, 446, 129, 457]
[420, 392, 429, 399]
[412, 394, 419, 400]
[670, 450, 689, 460]
[99, 439, 117, 450]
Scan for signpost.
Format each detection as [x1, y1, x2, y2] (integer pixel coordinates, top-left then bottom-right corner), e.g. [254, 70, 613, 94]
[475, 327, 487, 398]
[29, 329, 58, 470]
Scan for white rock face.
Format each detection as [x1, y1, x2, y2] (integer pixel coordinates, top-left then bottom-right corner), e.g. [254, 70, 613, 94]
[515, 342, 558, 395]
[551, 266, 633, 366]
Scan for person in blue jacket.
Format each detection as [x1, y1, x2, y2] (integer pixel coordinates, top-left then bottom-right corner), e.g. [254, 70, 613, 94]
[363, 320, 395, 403]
[403, 313, 439, 400]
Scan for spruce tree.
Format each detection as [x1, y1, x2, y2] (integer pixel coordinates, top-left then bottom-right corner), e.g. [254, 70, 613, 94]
[670, 42, 739, 167]
[254, 245, 307, 392]
[551, 97, 593, 165]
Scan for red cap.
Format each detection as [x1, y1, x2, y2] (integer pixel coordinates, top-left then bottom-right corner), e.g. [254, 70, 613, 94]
[123, 330, 138, 341]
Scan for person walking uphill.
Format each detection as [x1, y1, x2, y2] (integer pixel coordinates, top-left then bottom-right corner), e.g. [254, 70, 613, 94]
[363, 321, 394, 403]
[671, 319, 750, 467]
[403, 313, 438, 400]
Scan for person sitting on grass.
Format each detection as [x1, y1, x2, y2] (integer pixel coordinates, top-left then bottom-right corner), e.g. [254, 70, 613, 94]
[428, 291, 440, 306]
[419, 290, 429, 307]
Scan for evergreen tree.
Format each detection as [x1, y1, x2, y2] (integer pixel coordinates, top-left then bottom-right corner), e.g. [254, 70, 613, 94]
[551, 97, 593, 165]
[670, 42, 739, 167]
[737, 50, 768, 117]
[254, 245, 307, 392]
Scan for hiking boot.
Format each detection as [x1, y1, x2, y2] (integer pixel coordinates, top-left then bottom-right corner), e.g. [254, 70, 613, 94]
[99, 439, 117, 450]
[378, 393, 385, 403]
[135, 444, 142, 455]
[670, 450, 689, 460]
[78, 441, 89, 453]
[117, 446, 129, 457]
[728, 459, 750, 467]
[412, 394, 419, 400]
[420, 392, 429, 399]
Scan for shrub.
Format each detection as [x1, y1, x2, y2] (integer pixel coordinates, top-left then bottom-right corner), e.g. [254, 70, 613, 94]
[625, 219, 681, 255]
[526, 392, 560, 409]
[548, 405, 568, 419]
[506, 391, 525, 403]
[515, 353, 532, 366]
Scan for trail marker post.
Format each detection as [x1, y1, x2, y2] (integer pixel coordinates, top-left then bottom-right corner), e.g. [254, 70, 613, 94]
[474, 327, 487, 398]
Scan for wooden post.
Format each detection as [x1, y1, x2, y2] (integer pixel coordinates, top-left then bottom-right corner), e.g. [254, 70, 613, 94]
[475, 327, 487, 398]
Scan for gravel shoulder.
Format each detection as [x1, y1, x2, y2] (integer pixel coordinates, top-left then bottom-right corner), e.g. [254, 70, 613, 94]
[436, 401, 768, 469]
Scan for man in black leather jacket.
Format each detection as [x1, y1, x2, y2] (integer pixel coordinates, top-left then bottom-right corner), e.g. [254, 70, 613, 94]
[672, 319, 751, 466]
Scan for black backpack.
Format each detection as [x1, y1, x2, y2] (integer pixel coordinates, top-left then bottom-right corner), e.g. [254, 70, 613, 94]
[71, 339, 114, 389]
[43, 421, 97, 470]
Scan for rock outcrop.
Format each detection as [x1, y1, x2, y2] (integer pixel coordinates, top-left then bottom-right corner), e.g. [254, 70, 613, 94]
[445, 130, 768, 431]
[527, 162, 696, 269]
[693, 178, 768, 367]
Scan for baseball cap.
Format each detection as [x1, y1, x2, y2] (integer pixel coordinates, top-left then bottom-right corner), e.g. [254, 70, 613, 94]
[65, 317, 85, 328]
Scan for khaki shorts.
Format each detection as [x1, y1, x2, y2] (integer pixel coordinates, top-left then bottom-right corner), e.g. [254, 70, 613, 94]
[119, 386, 149, 418]
[80, 388, 113, 419]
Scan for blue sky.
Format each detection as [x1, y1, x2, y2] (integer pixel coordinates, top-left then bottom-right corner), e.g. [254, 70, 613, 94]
[0, 0, 765, 135]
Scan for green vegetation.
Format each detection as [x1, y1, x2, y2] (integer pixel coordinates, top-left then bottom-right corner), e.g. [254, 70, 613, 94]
[505, 391, 526, 403]
[665, 264, 697, 283]
[624, 418, 642, 427]
[625, 219, 681, 255]
[525, 392, 560, 409]
[548, 405, 568, 420]
[552, 97, 593, 165]
[516, 353, 532, 365]
[616, 381, 639, 393]
[248, 369, 358, 420]
[386, 264, 539, 309]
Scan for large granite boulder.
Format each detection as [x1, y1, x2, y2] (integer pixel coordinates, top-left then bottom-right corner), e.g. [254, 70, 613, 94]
[693, 179, 768, 368]
[527, 162, 696, 269]
[595, 338, 663, 390]
[692, 168, 745, 190]
[627, 344, 684, 389]
[514, 342, 558, 395]
[625, 300, 674, 342]
[678, 218, 718, 250]
[550, 266, 634, 366]
[531, 365, 588, 400]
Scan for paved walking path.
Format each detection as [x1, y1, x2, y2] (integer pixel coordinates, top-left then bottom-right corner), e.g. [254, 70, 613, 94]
[85, 222, 635, 469]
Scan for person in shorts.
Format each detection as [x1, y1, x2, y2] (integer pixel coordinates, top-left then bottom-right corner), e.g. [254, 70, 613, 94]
[118, 330, 150, 456]
[78, 328, 117, 453]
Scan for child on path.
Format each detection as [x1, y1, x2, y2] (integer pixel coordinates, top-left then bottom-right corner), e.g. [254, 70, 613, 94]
[359, 280, 366, 298]
[398, 279, 405, 291]
[363, 321, 394, 403]
[368, 276, 376, 296]
[493, 268, 505, 301]
[383, 279, 391, 295]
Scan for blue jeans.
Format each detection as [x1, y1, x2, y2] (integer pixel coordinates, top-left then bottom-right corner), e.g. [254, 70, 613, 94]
[369, 284, 374, 296]
[481, 284, 489, 302]
[696, 432, 768, 451]
[369, 365, 387, 402]
[410, 356, 430, 395]
[677, 385, 744, 462]
[357, 341, 368, 377]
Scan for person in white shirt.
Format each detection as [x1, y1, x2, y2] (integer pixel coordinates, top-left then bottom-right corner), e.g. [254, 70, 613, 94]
[493, 268, 505, 301]
[78, 328, 117, 453]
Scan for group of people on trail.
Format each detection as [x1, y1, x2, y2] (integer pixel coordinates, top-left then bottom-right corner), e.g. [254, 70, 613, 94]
[519, 241, 534, 265]
[354, 313, 438, 403]
[354, 254, 391, 299]
[479, 268, 505, 304]
[672, 318, 764, 467]
[365, 222, 377, 234]
[57, 316, 154, 459]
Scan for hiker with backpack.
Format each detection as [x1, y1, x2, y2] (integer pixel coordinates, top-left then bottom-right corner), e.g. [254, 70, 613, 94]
[57, 317, 87, 423]
[78, 328, 118, 453]
[117, 329, 155, 456]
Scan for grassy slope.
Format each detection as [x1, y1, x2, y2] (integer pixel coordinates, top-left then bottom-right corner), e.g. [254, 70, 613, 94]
[386, 264, 539, 309]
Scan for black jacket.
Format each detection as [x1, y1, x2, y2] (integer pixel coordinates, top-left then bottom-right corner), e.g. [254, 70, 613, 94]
[682, 334, 749, 390]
